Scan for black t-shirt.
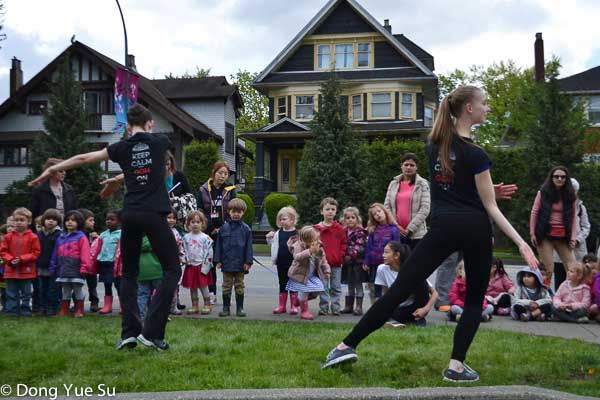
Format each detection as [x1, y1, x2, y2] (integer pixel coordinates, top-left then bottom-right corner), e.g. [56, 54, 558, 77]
[107, 132, 171, 214]
[426, 135, 491, 217]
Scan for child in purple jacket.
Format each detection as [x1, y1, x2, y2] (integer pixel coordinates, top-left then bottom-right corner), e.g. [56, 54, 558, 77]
[362, 203, 400, 303]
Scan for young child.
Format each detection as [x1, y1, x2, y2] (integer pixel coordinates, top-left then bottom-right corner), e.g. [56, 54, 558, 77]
[511, 265, 553, 321]
[34, 216, 43, 233]
[268, 206, 299, 315]
[340, 207, 368, 315]
[0, 208, 41, 316]
[167, 209, 187, 315]
[363, 203, 400, 303]
[137, 235, 163, 320]
[214, 198, 253, 317]
[375, 241, 438, 327]
[96, 210, 122, 314]
[314, 197, 347, 316]
[78, 208, 99, 312]
[36, 209, 62, 316]
[485, 257, 515, 315]
[553, 262, 591, 323]
[583, 254, 600, 322]
[50, 210, 91, 317]
[286, 225, 331, 320]
[182, 211, 214, 315]
[449, 261, 494, 322]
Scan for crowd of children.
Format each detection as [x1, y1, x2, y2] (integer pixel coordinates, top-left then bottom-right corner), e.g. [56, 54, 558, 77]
[1, 194, 599, 327]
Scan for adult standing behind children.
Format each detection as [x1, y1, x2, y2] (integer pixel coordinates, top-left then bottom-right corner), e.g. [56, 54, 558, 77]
[30, 158, 77, 224]
[383, 153, 430, 249]
[530, 166, 577, 288]
[29, 103, 181, 351]
[322, 86, 538, 383]
[197, 161, 237, 304]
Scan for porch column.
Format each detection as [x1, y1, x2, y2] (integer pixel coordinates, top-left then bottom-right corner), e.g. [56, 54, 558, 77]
[254, 142, 266, 222]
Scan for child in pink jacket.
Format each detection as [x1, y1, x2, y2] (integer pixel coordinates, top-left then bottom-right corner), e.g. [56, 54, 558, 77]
[552, 262, 591, 323]
[485, 257, 515, 316]
[449, 260, 494, 322]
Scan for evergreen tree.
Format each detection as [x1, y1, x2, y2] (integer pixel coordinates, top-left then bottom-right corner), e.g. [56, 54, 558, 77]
[296, 73, 367, 224]
[28, 55, 107, 217]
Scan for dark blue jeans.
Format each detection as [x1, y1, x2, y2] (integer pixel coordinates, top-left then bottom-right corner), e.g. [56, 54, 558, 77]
[38, 276, 59, 314]
[5, 279, 33, 315]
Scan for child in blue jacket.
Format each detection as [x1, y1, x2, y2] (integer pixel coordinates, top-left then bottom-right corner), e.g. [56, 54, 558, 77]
[214, 198, 253, 317]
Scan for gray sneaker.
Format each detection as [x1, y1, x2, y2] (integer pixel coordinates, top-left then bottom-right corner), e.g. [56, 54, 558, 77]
[137, 334, 170, 351]
[322, 346, 357, 369]
[116, 336, 137, 350]
[442, 364, 479, 382]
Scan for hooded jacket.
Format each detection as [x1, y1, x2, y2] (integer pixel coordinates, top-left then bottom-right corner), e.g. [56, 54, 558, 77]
[384, 173, 431, 239]
[0, 229, 41, 280]
[314, 221, 347, 268]
[49, 230, 91, 279]
[511, 266, 552, 307]
[197, 179, 236, 233]
[214, 219, 253, 273]
[449, 278, 489, 310]
[287, 236, 331, 284]
[553, 280, 591, 310]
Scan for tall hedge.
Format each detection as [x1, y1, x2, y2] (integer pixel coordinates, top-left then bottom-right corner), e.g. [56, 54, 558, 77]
[182, 140, 220, 193]
[236, 193, 255, 227]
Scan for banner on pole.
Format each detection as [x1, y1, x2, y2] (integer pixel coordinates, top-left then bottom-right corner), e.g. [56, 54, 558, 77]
[112, 68, 139, 134]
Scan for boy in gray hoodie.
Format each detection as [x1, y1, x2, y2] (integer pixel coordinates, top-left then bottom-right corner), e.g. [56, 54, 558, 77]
[511, 265, 552, 321]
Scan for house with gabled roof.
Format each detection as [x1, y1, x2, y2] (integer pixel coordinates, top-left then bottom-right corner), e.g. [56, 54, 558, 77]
[0, 41, 246, 195]
[240, 0, 438, 214]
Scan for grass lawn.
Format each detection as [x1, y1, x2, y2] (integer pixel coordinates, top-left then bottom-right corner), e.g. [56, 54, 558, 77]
[0, 315, 598, 397]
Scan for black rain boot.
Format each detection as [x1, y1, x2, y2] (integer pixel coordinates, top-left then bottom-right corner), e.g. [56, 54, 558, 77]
[235, 293, 246, 317]
[219, 294, 231, 317]
[341, 296, 355, 314]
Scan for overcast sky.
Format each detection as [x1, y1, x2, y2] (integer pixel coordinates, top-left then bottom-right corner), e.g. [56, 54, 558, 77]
[1, 0, 599, 102]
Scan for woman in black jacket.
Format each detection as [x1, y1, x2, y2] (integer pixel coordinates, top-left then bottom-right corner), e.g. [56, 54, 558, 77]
[30, 158, 77, 223]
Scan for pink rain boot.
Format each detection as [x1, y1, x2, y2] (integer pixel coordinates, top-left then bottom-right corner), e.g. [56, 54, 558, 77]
[273, 292, 287, 314]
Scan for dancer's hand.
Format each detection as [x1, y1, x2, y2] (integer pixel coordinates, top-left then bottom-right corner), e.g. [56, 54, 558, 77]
[518, 242, 539, 270]
[28, 168, 53, 187]
[494, 182, 518, 200]
[362, 264, 369, 272]
[413, 307, 428, 319]
[100, 177, 122, 199]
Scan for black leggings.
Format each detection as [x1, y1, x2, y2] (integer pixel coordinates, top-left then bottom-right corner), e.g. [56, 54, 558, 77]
[120, 210, 181, 340]
[343, 213, 492, 363]
[277, 265, 290, 293]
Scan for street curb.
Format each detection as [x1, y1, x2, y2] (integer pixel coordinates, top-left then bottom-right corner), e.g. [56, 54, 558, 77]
[44, 386, 597, 400]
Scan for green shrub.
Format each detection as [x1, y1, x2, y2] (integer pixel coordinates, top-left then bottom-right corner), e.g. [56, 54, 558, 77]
[183, 140, 220, 193]
[264, 193, 297, 229]
[236, 193, 255, 226]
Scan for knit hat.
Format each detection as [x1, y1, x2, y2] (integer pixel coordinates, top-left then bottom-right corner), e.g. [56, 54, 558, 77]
[571, 178, 579, 193]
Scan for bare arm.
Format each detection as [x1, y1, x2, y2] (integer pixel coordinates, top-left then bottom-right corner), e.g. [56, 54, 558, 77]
[475, 170, 539, 270]
[28, 149, 109, 187]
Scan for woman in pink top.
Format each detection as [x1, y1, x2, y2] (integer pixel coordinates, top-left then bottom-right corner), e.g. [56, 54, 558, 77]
[383, 153, 430, 249]
[530, 166, 577, 288]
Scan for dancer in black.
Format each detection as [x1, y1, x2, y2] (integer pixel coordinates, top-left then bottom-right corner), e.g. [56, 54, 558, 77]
[29, 104, 180, 351]
[322, 86, 539, 382]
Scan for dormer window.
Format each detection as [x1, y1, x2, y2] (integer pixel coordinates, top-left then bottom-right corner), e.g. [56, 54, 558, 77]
[334, 44, 354, 68]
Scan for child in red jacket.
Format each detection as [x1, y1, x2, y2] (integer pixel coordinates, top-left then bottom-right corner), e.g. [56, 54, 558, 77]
[0, 207, 41, 316]
[449, 260, 494, 322]
[314, 197, 347, 316]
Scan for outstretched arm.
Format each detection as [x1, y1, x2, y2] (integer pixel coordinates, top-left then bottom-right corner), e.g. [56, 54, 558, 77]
[475, 170, 538, 270]
[28, 149, 109, 187]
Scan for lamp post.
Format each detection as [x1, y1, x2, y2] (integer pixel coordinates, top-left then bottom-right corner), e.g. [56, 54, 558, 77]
[116, 0, 129, 139]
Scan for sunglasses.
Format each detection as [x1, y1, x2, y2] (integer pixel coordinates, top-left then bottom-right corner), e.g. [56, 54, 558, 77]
[552, 175, 566, 180]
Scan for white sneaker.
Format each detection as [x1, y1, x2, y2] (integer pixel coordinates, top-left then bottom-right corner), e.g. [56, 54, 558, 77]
[209, 293, 217, 305]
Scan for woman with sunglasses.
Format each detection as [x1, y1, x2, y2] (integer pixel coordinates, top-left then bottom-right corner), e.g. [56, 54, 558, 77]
[530, 166, 577, 288]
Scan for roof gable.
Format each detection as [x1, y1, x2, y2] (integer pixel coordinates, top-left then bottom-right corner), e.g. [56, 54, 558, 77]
[260, 117, 310, 132]
[559, 65, 600, 93]
[0, 41, 221, 142]
[255, 0, 434, 84]
[313, 0, 375, 35]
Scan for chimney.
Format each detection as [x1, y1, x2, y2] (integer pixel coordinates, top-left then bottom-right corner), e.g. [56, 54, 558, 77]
[383, 19, 392, 33]
[10, 57, 23, 96]
[534, 32, 545, 82]
[126, 54, 136, 71]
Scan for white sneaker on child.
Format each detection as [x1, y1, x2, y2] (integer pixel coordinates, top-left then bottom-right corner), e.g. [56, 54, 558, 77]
[209, 293, 217, 305]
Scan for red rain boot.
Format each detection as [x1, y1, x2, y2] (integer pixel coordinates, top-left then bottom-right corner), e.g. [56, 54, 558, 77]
[74, 300, 85, 318]
[99, 296, 113, 314]
[57, 300, 70, 317]
[300, 300, 313, 320]
[289, 292, 299, 315]
[273, 292, 287, 314]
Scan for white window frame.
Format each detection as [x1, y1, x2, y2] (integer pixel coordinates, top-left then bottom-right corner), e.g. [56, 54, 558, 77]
[317, 45, 331, 70]
[352, 94, 362, 120]
[334, 43, 354, 69]
[277, 97, 287, 120]
[295, 95, 315, 120]
[588, 95, 600, 125]
[357, 43, 371, 67]
[371, 93, 392, 119]
[401, 93, 413, 119]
